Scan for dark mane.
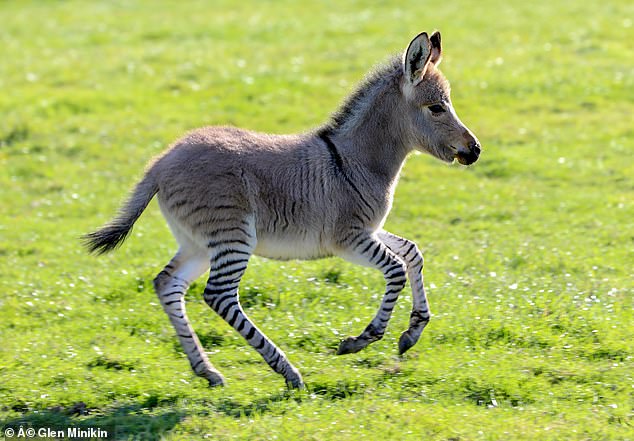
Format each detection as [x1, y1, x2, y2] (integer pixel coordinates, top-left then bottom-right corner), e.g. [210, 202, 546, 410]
[318, 54, 402, 135]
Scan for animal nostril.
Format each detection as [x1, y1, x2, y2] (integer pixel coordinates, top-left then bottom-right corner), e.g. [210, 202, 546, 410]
[473, 144, 481, 156]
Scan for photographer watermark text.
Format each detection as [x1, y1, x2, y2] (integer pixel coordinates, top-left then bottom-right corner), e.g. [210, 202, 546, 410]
[4, 424, 112, 440]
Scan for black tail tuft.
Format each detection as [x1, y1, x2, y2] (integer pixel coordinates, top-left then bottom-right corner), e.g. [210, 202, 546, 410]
[81, 223, 134, 255]
[81, 170, 158, 256]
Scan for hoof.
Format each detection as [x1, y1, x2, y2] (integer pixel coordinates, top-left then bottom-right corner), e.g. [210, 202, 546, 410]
[398, 321, 428, 355]
[200, 370, 226, 387]
[286, 377, 305, 390]
[207, 377, 226, 387]
[285, 368, 305, 389]
[336, 336, 366, 355]
[398, 330, 417, 355]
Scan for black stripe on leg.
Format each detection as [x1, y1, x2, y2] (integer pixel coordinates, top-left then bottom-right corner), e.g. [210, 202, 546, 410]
[370, 244, 381, 261]
[227, 308, 240, 327]
[213, 293, 236, 311]
[404, 242, 416, 256]
[204, 286, 236, 297]
[270, 352, 281, 370]
[207, 238, 251, 249]
[375, 249, 388, 266]
[207, 226, 253, 238]
[387, 280, 405, 288]
[162, 291, 182, 298]
[206, 292, 234, 310]
[215, 266, 247, 280]
[385, 266, 405, 279]
[360, 240, 374, 255]
[158, 269, 173, 278]
[236, 317, 247, 332]
[255, 337, 266, 350]
[219, 301, 238, 318]
[214, 248, 251, 260]
[207, 277, 241, 288]
[211, 258, 249, 272]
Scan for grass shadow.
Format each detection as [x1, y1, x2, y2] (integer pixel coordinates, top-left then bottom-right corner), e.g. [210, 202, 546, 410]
[213, 390, 299, 418]
[1, 400, 185, 441]
[212, 380, 369, 419]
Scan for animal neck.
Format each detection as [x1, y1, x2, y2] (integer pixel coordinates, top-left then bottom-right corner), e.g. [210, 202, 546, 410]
[318, 56, 413, 182]
[338, 118, 411, 183]
[321, 84, 412, 181]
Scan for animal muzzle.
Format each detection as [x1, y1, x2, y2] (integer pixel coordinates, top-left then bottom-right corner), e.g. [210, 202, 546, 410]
[455, 138, 481, 166]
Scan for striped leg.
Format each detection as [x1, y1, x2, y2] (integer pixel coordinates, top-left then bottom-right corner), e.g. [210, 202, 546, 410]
[203, 228, 304, 389]
[154, 249, 225, 386]
[378, 231, 430, 354]
[336, 232, 407, 355]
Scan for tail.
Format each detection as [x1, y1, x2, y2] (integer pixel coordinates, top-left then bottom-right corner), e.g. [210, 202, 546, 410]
[82, 171, 159, 255]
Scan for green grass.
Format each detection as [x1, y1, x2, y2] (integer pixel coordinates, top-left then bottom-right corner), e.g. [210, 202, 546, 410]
[1, 0, 633, 439]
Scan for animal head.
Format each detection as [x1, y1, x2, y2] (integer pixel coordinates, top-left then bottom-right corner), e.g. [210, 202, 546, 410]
[401, 31, 481, 165]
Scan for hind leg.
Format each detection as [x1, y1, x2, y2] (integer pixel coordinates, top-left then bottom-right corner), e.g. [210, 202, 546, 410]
[202, 216, 303, 388]
[154, 244, 225, 386]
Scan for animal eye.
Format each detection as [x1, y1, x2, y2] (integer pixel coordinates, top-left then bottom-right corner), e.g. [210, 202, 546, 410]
[428, 104, 445, 114]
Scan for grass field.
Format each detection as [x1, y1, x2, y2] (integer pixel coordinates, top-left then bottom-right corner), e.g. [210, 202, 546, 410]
[1, 0, 633, 439]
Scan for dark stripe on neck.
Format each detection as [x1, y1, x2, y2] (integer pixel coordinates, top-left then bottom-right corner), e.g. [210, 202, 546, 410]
[317, 129, 376, 220]
[318, 129, 344, 171]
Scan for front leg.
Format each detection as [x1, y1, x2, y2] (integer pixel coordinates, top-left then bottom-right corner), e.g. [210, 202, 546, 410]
[378, 230, 430, 354]
[334, 231, 407, 355]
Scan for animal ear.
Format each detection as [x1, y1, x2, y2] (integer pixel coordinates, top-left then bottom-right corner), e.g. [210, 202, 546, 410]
[429, 31, 442, 65]
[403, 32, 432, 86]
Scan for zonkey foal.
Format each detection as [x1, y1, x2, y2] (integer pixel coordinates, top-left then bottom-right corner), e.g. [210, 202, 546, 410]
[84, 31, 481, 388]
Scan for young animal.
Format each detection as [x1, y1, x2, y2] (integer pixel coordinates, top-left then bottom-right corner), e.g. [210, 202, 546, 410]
[83, 31, 480, 388]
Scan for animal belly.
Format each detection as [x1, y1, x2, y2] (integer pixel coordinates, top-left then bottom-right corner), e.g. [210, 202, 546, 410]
[254, 234, 330, 261]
